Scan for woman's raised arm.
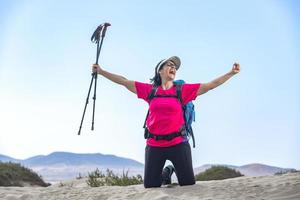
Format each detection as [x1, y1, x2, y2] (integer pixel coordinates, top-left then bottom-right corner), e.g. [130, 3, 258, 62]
[92, 64, 137, 94]
[197, 63, 240, 96]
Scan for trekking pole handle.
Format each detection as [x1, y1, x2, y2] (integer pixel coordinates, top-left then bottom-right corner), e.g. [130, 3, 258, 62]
[101, 22, 111, 37]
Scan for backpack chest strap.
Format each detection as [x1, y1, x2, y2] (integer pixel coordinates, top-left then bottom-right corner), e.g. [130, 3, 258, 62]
[147, 84, 183, 103]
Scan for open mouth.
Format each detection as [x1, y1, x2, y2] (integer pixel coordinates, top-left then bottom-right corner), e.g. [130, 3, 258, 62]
[169, 70, 176, 75]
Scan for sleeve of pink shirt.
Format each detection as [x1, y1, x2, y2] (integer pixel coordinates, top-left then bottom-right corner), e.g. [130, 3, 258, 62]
[181, 83, 201, 105]
[134, 81, 152, 102]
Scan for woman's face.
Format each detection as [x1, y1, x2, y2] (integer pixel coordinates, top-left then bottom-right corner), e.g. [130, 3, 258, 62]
[159, 61, 177, 81]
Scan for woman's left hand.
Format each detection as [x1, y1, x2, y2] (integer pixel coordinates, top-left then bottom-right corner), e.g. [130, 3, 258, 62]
[231, 62, 240, 75]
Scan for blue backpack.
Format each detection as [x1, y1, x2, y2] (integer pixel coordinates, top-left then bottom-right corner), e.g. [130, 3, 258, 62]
[143, 80, 196, 147]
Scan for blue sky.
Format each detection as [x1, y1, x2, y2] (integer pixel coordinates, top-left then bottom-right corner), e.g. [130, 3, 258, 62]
[0, 0, 299, 169]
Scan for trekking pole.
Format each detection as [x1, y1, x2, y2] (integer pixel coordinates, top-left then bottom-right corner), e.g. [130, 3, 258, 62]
[78, 23, 111, 135]
[91, 23, 110, 131]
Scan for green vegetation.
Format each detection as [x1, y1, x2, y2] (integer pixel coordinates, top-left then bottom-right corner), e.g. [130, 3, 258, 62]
[195, 165, 244, 181]
[86, 168, 143, 187]
[0, 162, 50, 187]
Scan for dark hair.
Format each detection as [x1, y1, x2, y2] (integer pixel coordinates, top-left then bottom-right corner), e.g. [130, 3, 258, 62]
[150, 60, 165, 86]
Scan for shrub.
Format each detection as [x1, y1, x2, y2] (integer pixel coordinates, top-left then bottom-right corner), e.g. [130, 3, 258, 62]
[275, 169, 299, 175]
[86, 168, 143, 187]
[195, 165, 244, 181]
[0, 162, 50, 187]
[86, 168, 105, 187]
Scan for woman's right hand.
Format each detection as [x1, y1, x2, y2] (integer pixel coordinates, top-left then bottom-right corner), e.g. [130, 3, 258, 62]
[92, 64, 103, 74]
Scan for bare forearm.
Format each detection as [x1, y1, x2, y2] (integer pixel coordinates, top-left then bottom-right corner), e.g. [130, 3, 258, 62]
[95, 66, 136, 94]
[99, 69, 128, 85]
[208, 71, 234, 90]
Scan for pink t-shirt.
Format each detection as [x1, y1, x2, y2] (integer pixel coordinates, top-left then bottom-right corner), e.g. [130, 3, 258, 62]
[135, 81, 201, 147]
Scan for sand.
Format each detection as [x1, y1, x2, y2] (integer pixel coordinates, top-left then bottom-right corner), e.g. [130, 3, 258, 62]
[0, 172, 299, 200]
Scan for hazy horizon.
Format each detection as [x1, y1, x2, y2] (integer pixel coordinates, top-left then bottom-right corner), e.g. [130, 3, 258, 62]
[1, 150, 298, 170]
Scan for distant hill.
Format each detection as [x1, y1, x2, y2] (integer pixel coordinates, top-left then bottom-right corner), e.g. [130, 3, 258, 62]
[0, 154, 20, 163]
[21, 151, 143, 167]
[238, 163, 295, 176]
[194, 163, 295, 177]
[0, 152, 144, 183]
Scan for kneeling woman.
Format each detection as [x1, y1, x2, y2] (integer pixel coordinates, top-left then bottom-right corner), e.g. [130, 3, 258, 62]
[92, 56, 240, 188]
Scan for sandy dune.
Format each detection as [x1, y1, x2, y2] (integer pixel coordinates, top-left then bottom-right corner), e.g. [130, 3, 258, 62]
[0, 172, 299, 200]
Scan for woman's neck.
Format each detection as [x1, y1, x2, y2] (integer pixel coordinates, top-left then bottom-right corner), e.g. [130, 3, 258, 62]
[161, 80, 173, 90]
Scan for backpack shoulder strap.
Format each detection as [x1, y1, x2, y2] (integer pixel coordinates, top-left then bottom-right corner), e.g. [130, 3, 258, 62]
[147, 85, 158, 100]
[143, 85, 158, 128]
[175, 84, 183, 105]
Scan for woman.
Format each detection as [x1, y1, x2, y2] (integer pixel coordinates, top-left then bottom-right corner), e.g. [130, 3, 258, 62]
[92, 56, 240, 188]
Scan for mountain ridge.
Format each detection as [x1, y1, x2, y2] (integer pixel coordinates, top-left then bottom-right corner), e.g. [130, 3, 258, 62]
[0, 151, 143, 167]
[0, 154, 20, 163]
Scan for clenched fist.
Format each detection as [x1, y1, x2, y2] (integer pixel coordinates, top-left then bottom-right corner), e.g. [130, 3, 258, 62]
[92, 64, 103, 74]
[231, 63, 240, 75]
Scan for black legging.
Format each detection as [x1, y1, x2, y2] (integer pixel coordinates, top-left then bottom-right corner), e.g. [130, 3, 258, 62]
[144, 142, 195, 188]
